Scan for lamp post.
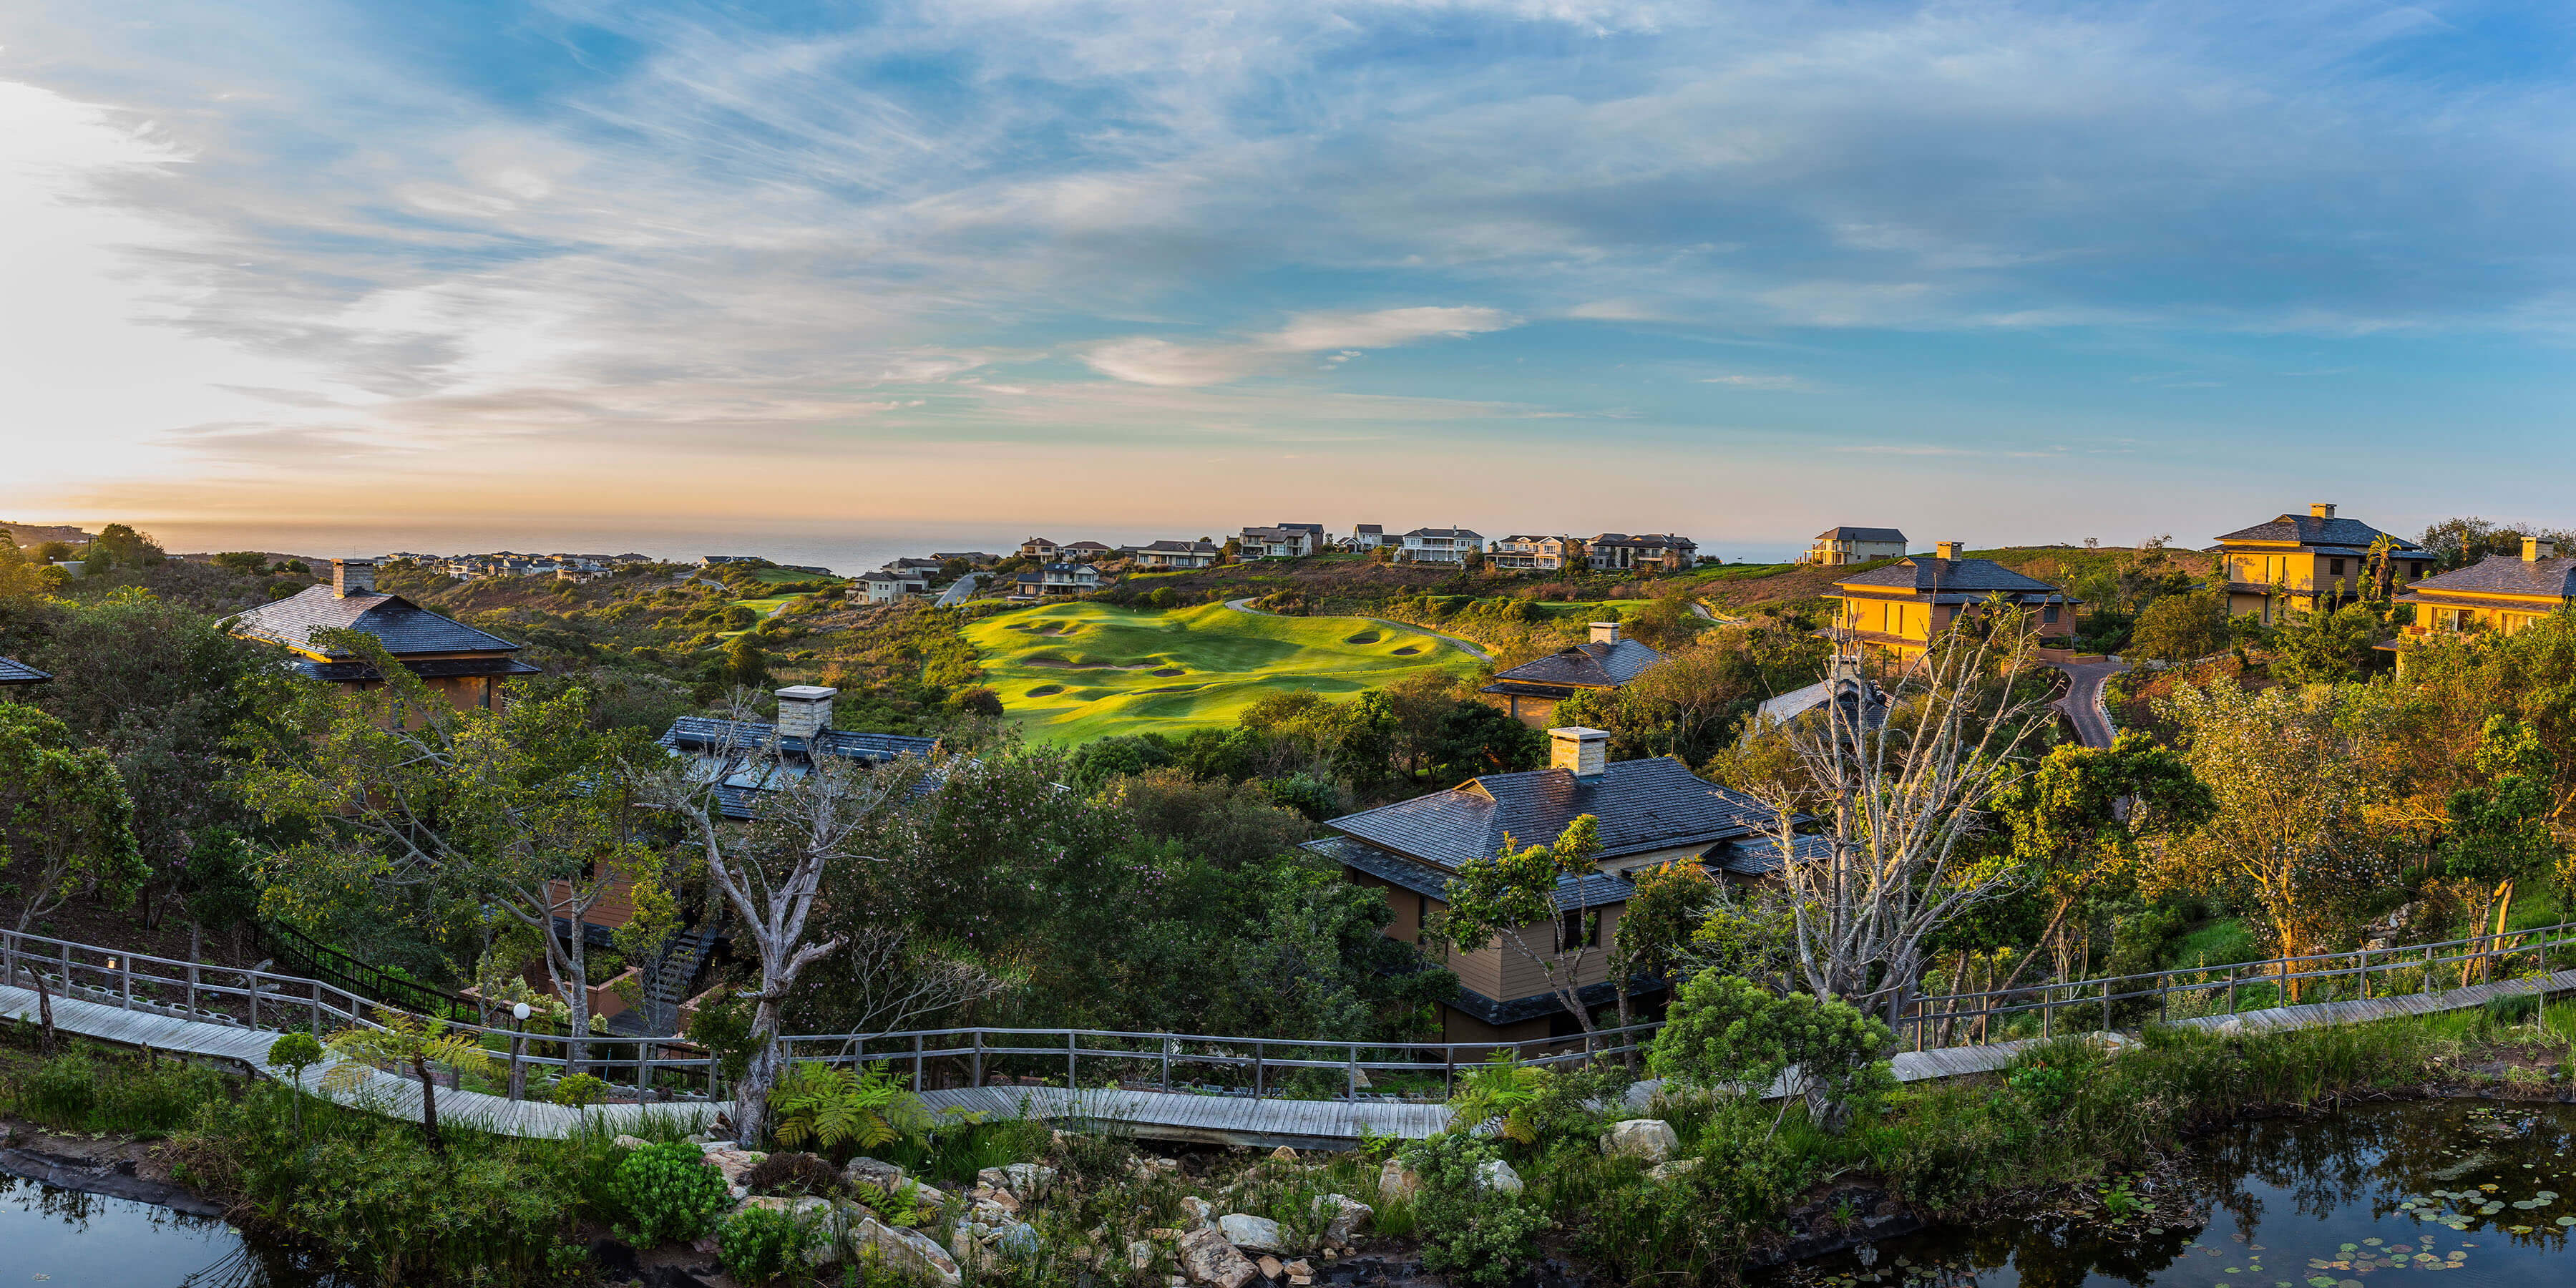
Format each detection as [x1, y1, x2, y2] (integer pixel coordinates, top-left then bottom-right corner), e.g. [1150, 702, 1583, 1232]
[507, 1001, 532, 1102]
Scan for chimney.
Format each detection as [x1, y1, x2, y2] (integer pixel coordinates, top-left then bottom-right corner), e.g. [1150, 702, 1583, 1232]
[1589, 620, 1621, 645]
[1549, 726, 1609, 781]
[774, 685, 839, 739]
[331, 558, 376, 597]
[1935, 541, 1964, 561]
[2311, 502, 2337, 519]
[2527, 537, 2555, 562]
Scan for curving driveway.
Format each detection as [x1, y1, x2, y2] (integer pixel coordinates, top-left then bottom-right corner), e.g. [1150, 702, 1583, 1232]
[935, 571, 981, 607]
[1221, 597, 1493, 663]
[2050, 657, 2129, 748]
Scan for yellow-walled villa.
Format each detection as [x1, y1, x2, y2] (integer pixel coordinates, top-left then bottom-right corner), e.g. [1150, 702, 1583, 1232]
[2213, 503, 2434, 624]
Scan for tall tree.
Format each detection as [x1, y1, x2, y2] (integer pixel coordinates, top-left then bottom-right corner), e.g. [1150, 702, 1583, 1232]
[1606, 859, 1715, 1035]
[1436, 814, 1611, 1035]
[2435, 716, 2561, 977]
[0, 703, 142, 931]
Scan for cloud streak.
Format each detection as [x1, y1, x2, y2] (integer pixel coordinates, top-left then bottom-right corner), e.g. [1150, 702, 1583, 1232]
[1084, 306, 1521, 386]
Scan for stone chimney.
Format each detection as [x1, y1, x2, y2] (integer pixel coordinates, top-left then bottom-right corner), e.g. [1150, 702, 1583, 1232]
[2311, 502, 2337, 519]
[1935, 541, 1964, 561]
[2527, 537, 2555, 562]
[774, 685, 839, 739]
[1549, 726, 1609, 781]
[331, 558, 376, 597]
[1589, 620, 1621, 645]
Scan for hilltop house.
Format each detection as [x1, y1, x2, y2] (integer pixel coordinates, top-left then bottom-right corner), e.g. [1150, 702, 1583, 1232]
[1586, 534, 1697, 572]
[1239, 525, 1320, 559]
[1058, 541, 1116, 562]
[1132, 540, 1221, 570]
[2384, 539, 2576, 671]
[0, 655, 51, 698]
[933, 552, 999, 567]
[1800, 527, 1909, 567]
[225, 559, 540, 710]
[1399, 528, 1484, 564]
[2215, 504, 2432, 625]
[1480, 621, 1666, 726]
[859, 569, 930, 603]
[658, 687, 940, 821]
[1825, 542, 2078, 665]
[1013, 562, 1103, 598]
[1017, 537, 1060, 560]
[1347, 524, 1400, 553]
[1490, 535, 1577, 571]
[1309, 727, 1812, 1043]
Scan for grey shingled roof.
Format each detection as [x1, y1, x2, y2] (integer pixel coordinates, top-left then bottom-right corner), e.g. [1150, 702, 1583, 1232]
[1833, 557, 2069, 596]
[1138, 540, 1219, 554]
[2399, 555, 2576, 600]
[1405, 527, 1482, 540]
[2215, 513, 2421, 550]
[1816, 526, 1907, 543]
[658, 717, 940, 819]
[1485, 638, 1666, 691]
[0, 655, 52, 686]
[1324, 756, 1772, 869]
[230, 585, 527, 658]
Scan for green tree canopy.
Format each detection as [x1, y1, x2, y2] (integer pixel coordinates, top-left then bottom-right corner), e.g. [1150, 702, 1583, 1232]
[0, 703, 143, 931]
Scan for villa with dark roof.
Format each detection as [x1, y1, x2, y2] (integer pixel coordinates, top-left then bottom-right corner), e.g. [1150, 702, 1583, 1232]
[1309, 726, 1809, 1043]
[1825, 542, 2078, 665]
[2382, 538, 2576, 673]
[1584, 533, 1697, 572]
[225, 559, 539, 710]
[1800, 526, 1909, 567]
[657, 686, 940, 821]
[1131, 540, 1221, 570]
[2215, 503, 2431, 625]
[1479, 620, 1666, 726]
[0, 655, 52, 696]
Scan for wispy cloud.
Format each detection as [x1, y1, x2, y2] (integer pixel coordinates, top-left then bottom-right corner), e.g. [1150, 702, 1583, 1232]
[1699, 374, 1811, 391]
[1084, 306, 1521, 386]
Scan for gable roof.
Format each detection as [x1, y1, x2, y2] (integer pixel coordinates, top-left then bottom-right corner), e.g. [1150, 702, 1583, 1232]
[230, 585, 530, 658]
[1816, 526, 1907, 543]
[0, 655, 52, 686]
[1404, 527, 1481, 540]
[2400, 555, 2576, 600]
[2215, 514, 2419, 550]
[1589, 532, 1694, 548]
[1488, 638, 1666, 690]
[1240, 526, 1313, 542]
[1833, 557, 2069, 598]
[1355, 524, 1383, 535]
[1324, 756, 1772, 870]
[1138, 540, 1219, 554]
[1059, 540, 1114, 552]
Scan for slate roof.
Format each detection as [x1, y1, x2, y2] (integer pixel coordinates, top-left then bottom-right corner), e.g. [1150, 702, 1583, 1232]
[1138, 540, 1219, 554]
[1589, 532, 1694, 549]
[1483, 638, 1667, 693]
[1404, 527, 1482, 540]
[0, 655, 52, 686]
[1816, 526, 1907, 544]
[1833, 557, 2071, 599]
[1060, 541, 1115, 552]
[658, 717, 940, 819]
[1324, 756, 1772, 870]
[230, 585, 528, 658]
[2215, 514, 2420, 550]
[1355, 525, 1383, 535]
[2399, 555, 2576, 600]
[1240, 527, 1313, 542]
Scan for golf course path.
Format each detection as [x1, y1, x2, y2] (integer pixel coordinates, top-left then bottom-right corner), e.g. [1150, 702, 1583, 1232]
[1223, 597, 1493, 663]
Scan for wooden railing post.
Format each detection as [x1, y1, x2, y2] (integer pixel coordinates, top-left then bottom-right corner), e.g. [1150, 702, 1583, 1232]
[118, 955, 133, 1010]
[1252, 1044, 1265, 1101]
[1159, 1035, 1171, 1093]
[1346, 1046, 1360, 1102]
[1066, 1031, 1078, 1088]
[972, 1030, 985, 1087]
[508, 1030, 527, 1101]
[186, 961, 199, 1017]
[248, 967, 260, 1030]
[912, 1034, 924, 1092]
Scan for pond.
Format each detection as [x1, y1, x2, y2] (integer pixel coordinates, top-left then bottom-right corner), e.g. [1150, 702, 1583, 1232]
[1782, 1101, 2576, 1288]
[0, 1176, 340, 1288]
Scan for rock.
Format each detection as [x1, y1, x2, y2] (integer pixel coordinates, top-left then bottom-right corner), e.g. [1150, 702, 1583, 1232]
[1148, 1227, 1183, 1241]
[1648, 1158, 1701, 1183]
[1180, 1196, 1219, 1229]
[847, 1156, 906, 1189]
[1478, 1158, 1524, 1196]
[1218, 1213, 1284, 1252]
[1001, 1162, 1058, 1198]
[1284, 1259, 1312, 1277]
[1376, 1158, 1420, 1206]
[700, 1148, 766, 1201]
[854, 1216, 963, 1288]
[1269, 1145, 1299, 1161]
[1130, 1239, 1156, 1271]
[1311, 1194, 1372, 1244]
[697, 1140, 738, 1152]
[613, 1134, 652, 1151]
[1601, 1118, 1679, 1163]
[991, 1222, 1043, 1261]
[1259, 1255, 1285, 1279]
[976, 1166, 1011, 1191]
[970, 1197, 1018, 1225]
[1178, 1227, 1260, 1288]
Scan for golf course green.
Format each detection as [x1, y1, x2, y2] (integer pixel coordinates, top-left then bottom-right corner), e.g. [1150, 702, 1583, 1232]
[966, 601, 1483, 741]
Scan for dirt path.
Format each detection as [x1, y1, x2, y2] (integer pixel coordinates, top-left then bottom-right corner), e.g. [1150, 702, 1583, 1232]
[1221, 598, 1493, 663]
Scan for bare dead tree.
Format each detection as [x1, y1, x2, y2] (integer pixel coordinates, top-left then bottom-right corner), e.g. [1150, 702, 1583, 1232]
[1750, 594, 2054, 1030]
[634, 695, 927, 1144]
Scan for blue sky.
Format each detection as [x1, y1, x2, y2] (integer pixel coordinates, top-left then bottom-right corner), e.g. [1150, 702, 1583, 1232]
[5, 0, 2576, 558]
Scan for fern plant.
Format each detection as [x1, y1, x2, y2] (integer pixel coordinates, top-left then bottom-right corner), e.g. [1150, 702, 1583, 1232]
[766, 1060, 931, 1156]
[1443, 1052, 1550, 1144]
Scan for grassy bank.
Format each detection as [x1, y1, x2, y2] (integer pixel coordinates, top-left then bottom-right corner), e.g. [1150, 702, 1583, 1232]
[965, 600, 1480, 741]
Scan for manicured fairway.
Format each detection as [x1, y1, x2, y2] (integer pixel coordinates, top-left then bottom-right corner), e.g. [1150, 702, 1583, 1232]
[967, 601, 1481, 741]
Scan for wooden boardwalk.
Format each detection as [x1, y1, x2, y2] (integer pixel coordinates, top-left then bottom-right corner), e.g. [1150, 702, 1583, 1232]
[13, 963, 2572, 1146]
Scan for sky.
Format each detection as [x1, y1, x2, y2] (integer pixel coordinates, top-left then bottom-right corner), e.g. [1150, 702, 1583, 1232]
[6, 0, 2576, 565]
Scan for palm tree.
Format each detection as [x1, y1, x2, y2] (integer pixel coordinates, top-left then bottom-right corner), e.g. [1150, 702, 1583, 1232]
[323, 1008, 496, 1153]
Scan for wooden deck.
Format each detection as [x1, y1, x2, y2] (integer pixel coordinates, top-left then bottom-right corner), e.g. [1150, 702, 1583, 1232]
[12, 964, 2571, 1146]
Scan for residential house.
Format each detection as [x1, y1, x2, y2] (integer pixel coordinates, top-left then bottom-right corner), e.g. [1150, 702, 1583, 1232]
[1058, 541, 1116, 562]
[1586, 533, 1697, 572]
[1012, 562, 1103, 597]
[2384, 539, 2576, 672]
[1479, 620, 1666, 726]
[657, 686, 939, 820]
[1132, 540, 1221, 570]
[1745, 655, 1887, 736]
[225, 559, 540, 711]
[1489, 535, 1578, 571]
[1347, 524, 1400, 553]
[858, 569, 930, 603]
[2214, 503, 2431, 625]
[887, 557, 946, 577]
[1309, 727, 1813, 1043]
[1398, 527, 1484, 564]
[701, 555, 761, 567]
[1239, 525, 1320, 559]
[932, 552, 1000, 566]
[1017, 537, 1060, 560]
[0, 655, 51, 698]
[1825, 542, 2078, 665]
[1800, 527, 1909, 567]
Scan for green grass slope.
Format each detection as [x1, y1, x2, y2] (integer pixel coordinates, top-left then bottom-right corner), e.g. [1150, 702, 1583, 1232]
[967, 601, 1481, 742]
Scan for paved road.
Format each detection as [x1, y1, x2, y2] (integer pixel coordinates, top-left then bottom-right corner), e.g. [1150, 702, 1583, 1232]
[935, 571, 980, 607]
[2051, 656, 2129, 748]
[1222, 597, 1493, 663]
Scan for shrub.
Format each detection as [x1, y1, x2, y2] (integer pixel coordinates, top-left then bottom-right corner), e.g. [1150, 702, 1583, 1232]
[612, 1141, 732, 1244]
[5, 1048, 228, 1138]
[1649, 972, 1895, 1132]
[1399, 1132, 1542, 1286]
[743, 1151, 842, 1196]
[719, 1203, 822, 1287]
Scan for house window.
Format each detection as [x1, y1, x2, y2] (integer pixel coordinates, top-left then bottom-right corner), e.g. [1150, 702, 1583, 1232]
[2330, 559, 2345, 576]
[1557, 907, 1599, 950]
[2043, 605, 2059, 625]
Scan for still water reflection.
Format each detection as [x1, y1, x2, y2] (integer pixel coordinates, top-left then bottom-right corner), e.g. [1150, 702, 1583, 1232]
[0, 1176, 339, 1287]
[1781, 1102, 2576, 1288]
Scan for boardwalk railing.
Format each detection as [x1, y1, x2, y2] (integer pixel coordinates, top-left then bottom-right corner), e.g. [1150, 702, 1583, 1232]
[1898, 919, 2576, 1048]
